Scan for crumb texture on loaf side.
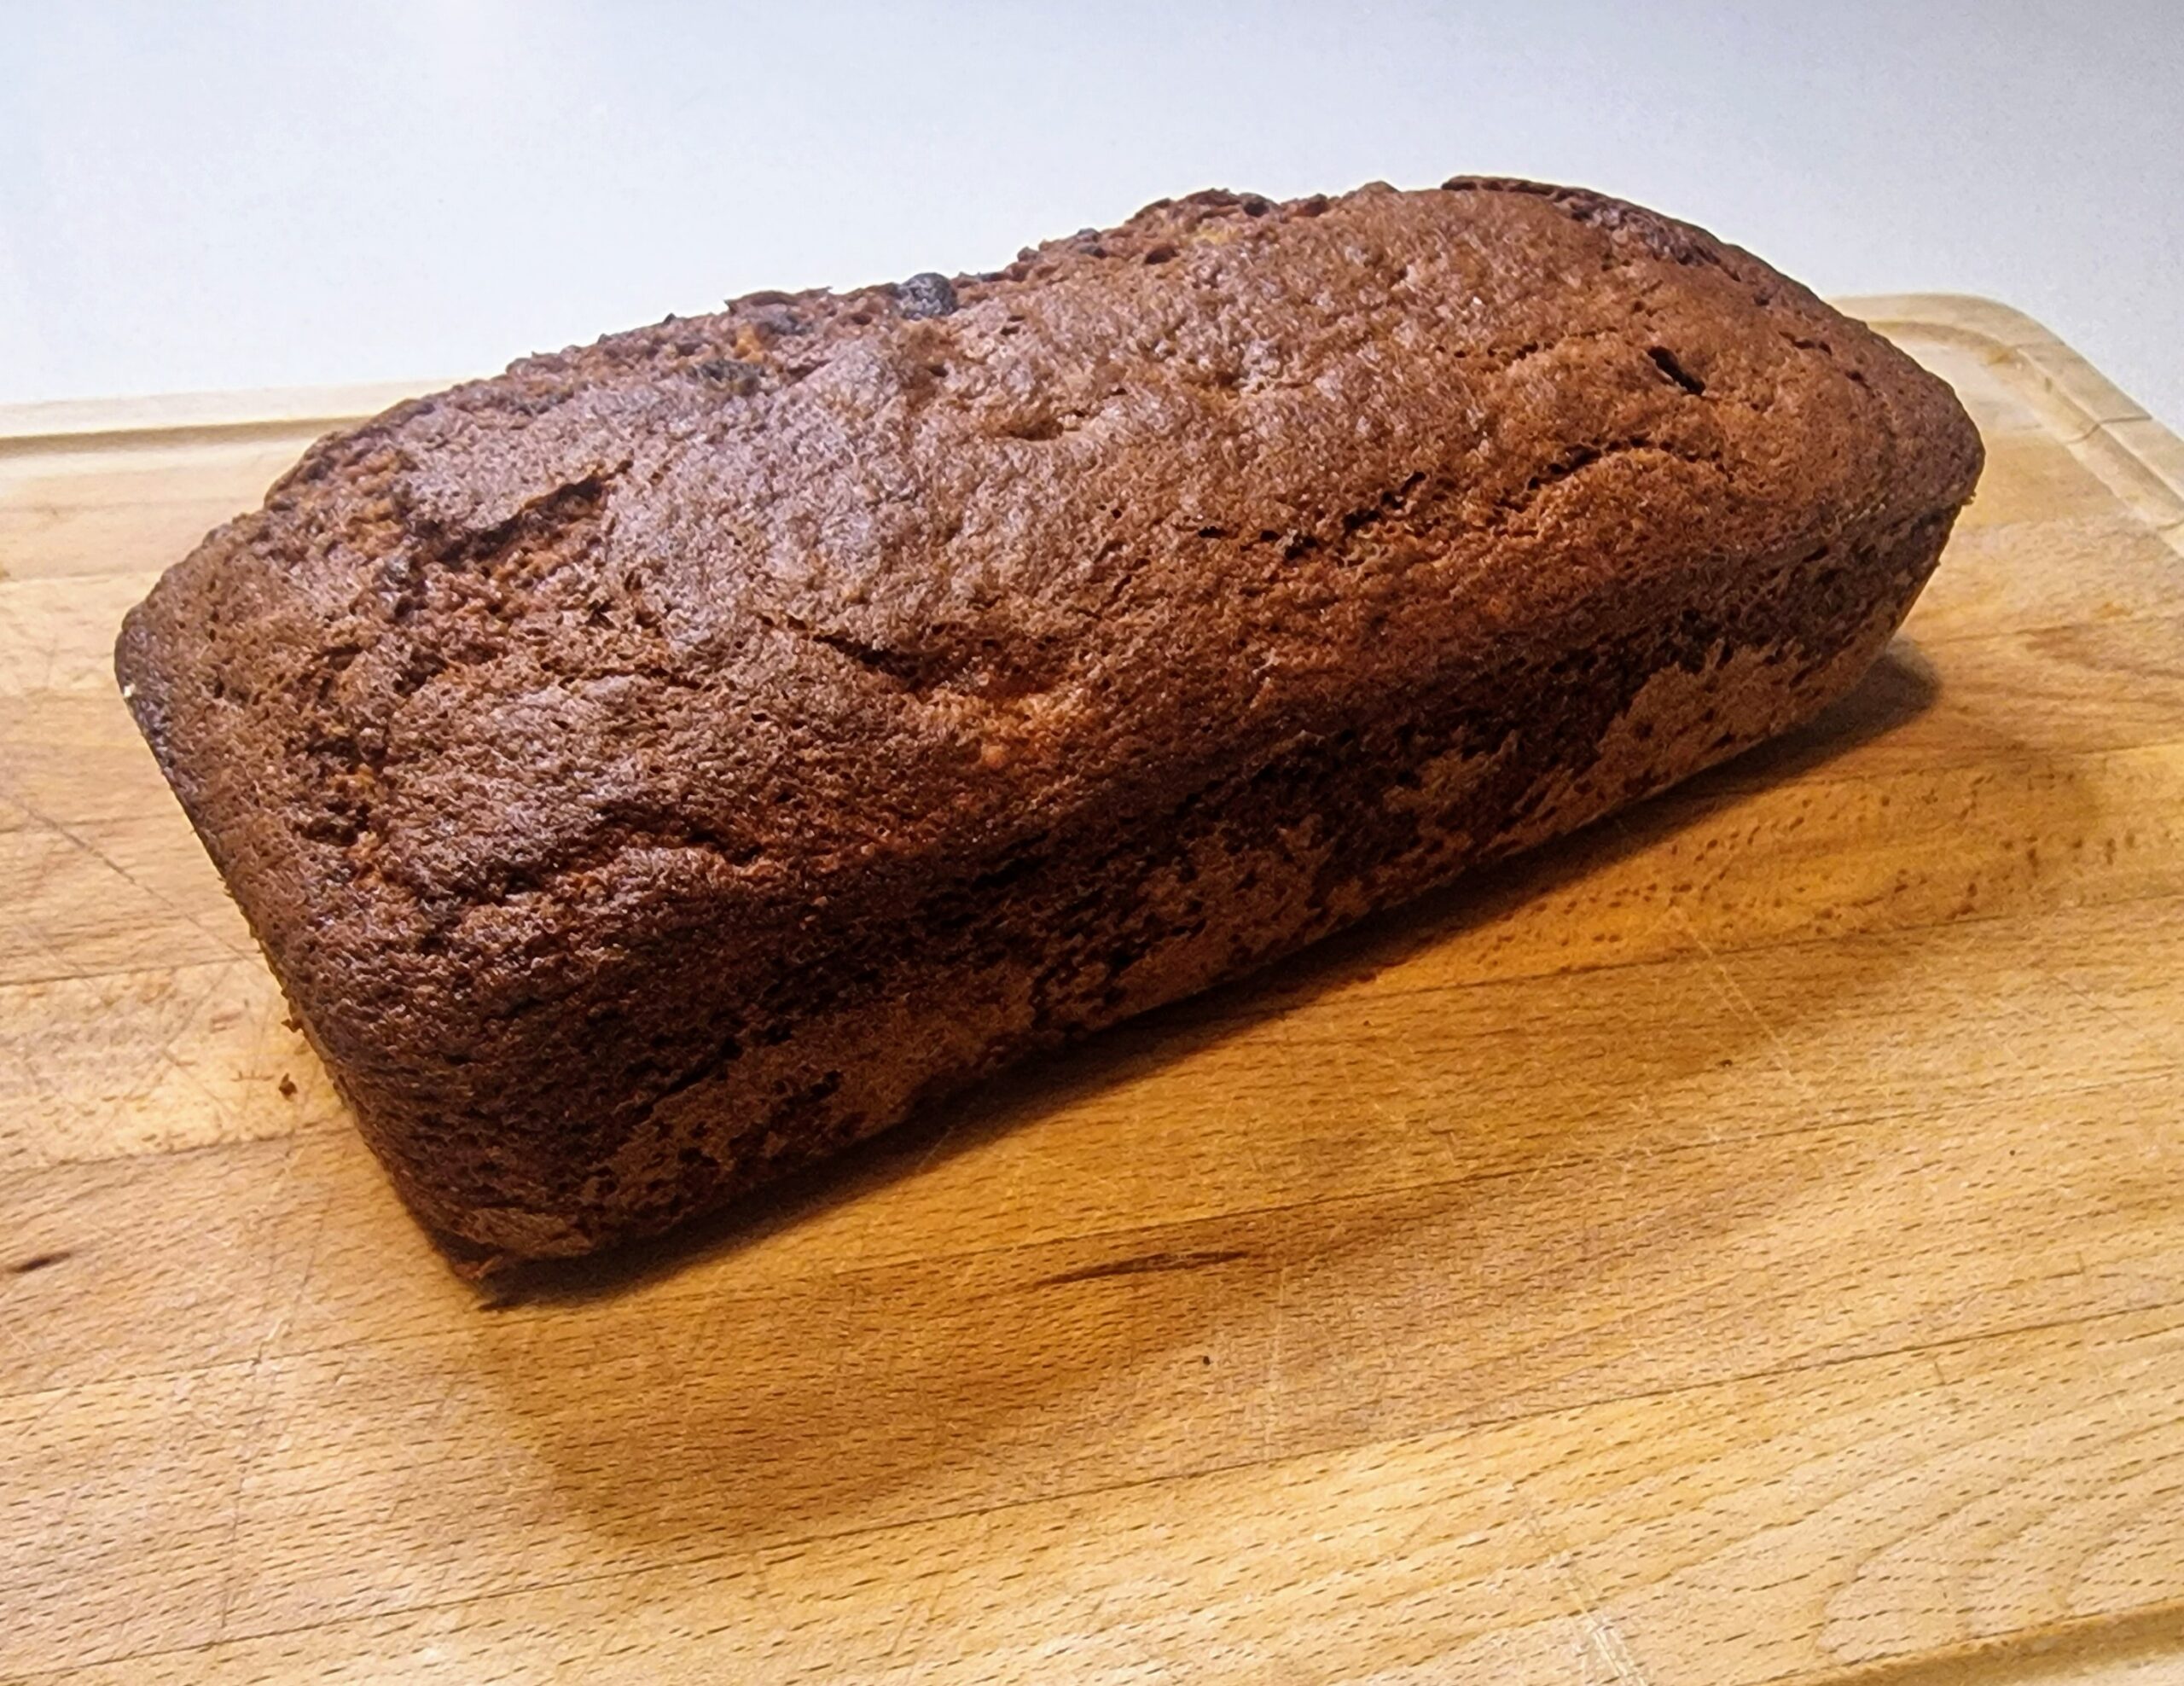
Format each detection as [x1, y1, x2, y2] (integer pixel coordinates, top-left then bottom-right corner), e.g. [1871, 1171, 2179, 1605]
[115, 179, 1984, 1260]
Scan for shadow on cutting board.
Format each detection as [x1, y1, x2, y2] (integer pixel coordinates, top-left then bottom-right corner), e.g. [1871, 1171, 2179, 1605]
[420, 633, 2117, 1561]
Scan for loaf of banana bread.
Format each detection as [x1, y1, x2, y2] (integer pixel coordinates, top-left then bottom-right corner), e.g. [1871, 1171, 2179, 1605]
[114, 178, 1983, 1265]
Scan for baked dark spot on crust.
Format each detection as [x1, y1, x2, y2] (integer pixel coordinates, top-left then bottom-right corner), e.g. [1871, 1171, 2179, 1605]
[892, 272, 959, 319]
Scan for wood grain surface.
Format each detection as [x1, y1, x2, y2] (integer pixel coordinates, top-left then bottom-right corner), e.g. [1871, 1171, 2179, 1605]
[3, 297, 2181, 1683]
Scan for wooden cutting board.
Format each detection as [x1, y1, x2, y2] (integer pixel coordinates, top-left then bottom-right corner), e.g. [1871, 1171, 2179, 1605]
[3, 297, 2181, 1684]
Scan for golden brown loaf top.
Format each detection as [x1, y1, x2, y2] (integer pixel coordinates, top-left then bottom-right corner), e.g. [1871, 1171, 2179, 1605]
[115, 178, 1983, 1263]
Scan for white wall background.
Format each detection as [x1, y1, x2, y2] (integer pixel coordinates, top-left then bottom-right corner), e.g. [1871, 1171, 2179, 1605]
[3, 0, 2178, 427]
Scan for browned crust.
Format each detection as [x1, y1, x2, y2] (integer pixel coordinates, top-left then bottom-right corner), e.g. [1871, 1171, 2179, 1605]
[115, 178, 1983, 1261]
